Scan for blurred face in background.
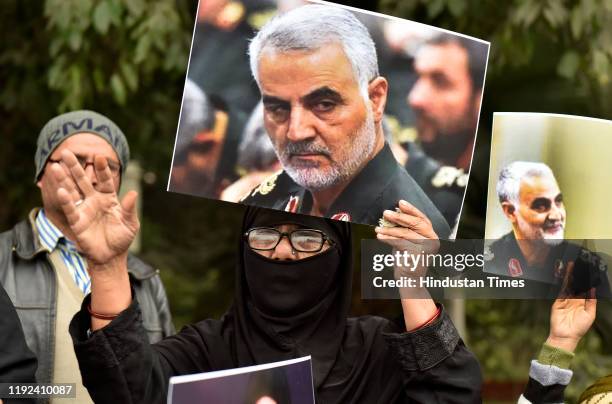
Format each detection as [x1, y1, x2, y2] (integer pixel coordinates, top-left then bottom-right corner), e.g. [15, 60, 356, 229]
[197, 0, 244, 30]
[408, 42, 480, 144]
[197, 0, 228, 23]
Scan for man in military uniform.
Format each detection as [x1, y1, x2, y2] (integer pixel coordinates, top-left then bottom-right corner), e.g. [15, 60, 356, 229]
[484, 161, 610, 297]
[241, 5, 450, 238]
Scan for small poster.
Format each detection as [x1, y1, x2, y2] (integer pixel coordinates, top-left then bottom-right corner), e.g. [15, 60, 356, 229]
[167, 356, 314, 404]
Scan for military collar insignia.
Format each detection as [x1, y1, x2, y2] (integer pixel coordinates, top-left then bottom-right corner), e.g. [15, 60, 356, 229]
[508, 258, 523, 277]
[284, 195, 300, 213]
[331, 212, 351, 222]
[250, 169, 282, 198]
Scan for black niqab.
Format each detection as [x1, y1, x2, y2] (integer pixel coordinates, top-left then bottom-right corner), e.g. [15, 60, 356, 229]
[244, 247, 341, 317]
[226, 207, 405, 403]
[233, 207, 352, 391]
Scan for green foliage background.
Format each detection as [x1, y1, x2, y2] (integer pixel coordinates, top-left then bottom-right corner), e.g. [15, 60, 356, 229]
[1, 0, 611, 402]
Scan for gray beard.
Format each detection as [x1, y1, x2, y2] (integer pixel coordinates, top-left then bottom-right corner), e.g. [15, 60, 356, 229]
[516, 217, 565, 247]
[542, 234, 564, 246]
[278, 112, 376, 191]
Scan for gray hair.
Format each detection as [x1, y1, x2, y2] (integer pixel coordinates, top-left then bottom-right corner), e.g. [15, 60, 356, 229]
[248, 4, 379, 98]
[497, 161, 556, 204]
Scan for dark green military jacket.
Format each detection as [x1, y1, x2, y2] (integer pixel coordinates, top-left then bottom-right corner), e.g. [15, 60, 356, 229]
[241, 143, 451, 239]
[404, 141, 467, 229]
[484, 231, 610, 298]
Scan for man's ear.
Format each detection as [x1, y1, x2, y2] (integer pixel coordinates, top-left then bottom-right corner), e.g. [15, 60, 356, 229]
[501, 201, 517, 223]
[368, 77, 388, 123]
[36, 173, 44, 190]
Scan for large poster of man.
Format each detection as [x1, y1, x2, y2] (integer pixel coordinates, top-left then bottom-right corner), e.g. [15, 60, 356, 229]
[168, 0, 489, 236]
[484, 112, 612, 298]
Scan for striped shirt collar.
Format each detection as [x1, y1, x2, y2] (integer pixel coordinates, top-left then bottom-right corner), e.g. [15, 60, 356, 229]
[35, 209, 77, 253]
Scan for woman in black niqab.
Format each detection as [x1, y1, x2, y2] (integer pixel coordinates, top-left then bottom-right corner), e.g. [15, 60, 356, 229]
[227, 207, 412, 403]
[71, 207, 481, 404]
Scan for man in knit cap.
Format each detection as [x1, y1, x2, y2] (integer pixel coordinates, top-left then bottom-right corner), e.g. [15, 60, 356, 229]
[0, 110, 174, 404]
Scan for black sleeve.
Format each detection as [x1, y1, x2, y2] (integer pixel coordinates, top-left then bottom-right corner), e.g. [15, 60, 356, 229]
[70, 295, 227, 404]
[383, 307, 483, 404]
[0, 283, 37, 404]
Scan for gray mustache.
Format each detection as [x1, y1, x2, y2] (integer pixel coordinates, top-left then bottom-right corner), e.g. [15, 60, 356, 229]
[543, 220, 564, 229]
[283, 141, 331, 158]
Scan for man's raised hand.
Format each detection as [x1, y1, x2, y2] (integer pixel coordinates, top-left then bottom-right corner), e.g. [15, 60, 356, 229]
[51, 149, 139, 266]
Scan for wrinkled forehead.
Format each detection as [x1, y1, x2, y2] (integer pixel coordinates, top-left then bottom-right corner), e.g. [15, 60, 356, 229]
[518, 175, 561, 202]
[258, 42, 360, 90]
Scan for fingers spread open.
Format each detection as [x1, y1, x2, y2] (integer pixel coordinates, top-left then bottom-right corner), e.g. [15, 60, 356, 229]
[50, 162, 81, 203]
[57, 187, 80, 227]
[120, 191, 140, 232]
[61, 150, 95, 197]
[94, 155, 115, 193]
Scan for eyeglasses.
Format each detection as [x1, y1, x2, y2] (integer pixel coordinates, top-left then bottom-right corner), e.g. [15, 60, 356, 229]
[48, 156, 121, 177]
[245, 227, 335, 252]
